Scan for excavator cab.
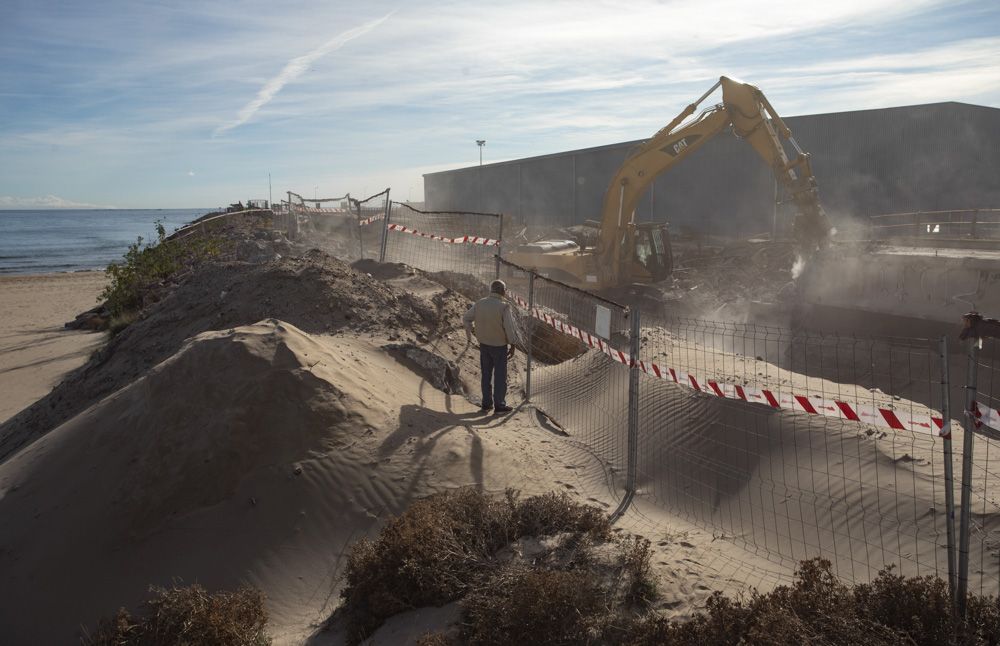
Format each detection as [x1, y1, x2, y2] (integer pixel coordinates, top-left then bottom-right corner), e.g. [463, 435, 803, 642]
[629, 223, 673, 283]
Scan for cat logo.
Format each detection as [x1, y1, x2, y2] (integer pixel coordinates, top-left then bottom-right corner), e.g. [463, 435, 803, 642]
[662, 134, 701, 157]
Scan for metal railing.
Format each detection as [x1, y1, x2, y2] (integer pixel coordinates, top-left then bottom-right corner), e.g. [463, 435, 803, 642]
[870, 208, 1000, 242]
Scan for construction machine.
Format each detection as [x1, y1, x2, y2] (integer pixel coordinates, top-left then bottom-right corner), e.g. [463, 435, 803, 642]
[505, 76, 832, 291]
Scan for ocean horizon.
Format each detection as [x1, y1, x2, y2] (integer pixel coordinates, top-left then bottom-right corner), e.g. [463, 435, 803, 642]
[0, 208, 216, 275]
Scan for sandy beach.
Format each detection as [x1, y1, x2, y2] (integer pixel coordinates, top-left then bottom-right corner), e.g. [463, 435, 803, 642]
[0, 271, 106, 423]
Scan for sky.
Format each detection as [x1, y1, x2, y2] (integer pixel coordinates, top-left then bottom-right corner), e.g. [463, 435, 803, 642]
[1, 0, 998, 209]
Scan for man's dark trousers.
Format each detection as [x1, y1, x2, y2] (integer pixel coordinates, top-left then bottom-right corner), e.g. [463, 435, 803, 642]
[479, 343, 508, 408]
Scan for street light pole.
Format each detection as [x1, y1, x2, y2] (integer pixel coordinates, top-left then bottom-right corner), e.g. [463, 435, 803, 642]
[476, 140, 486, 210]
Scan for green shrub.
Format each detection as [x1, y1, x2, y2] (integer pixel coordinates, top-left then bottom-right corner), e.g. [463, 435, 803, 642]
[101, 221, 221, 319]
[82, 583, 271, 646]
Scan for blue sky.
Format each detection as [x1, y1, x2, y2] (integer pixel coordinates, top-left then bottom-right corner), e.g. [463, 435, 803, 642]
[1, 0, 998, 209]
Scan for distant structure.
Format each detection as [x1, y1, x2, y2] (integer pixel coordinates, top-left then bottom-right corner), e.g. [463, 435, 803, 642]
[423, 102, 1000, 237]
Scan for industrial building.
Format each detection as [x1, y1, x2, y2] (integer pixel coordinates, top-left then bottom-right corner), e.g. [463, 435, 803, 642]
[423, 102, 1000, 237]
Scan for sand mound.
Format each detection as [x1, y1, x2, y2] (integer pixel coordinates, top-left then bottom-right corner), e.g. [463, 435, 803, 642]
[0, 319, 579, 643]
[0, 250, 472, 463]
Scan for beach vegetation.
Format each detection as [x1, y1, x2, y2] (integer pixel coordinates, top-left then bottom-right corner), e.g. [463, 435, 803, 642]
[337, 488, 636, 644]
[82, 583, 271, 645]
[101, 220, 222, 323]
[630, 558, 1000, 646]
[338, 489, 1000, 646]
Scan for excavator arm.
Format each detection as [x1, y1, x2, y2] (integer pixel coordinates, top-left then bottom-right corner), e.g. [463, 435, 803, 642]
[598, 76, 832, 284]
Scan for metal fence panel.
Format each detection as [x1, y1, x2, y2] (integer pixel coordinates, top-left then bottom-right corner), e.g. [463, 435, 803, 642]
[500, 258, 632, 504]
[963, 337, 1000, 601]
[636, 314, 952, 586]
[383, 204, 502, 282]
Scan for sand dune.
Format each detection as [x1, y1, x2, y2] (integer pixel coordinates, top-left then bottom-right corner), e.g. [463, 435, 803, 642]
[0, 320, 618, 643]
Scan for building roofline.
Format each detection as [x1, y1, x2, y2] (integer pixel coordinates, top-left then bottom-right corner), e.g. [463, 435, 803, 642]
[423, 101, 997, 178]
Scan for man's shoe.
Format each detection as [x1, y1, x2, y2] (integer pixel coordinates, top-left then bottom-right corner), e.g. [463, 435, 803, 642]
[493, 405, 513, 414]
[479, 404, 493, 412]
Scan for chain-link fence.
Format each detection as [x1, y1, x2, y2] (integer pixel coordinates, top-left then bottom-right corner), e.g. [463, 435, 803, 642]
[382, 204, 502, 283]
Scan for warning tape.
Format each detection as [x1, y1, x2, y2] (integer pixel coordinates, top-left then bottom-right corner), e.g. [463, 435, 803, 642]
[359, 213, 383, 226]
[290, 206, 351, 214]
[386, 223, 500, 246]
[969, 401, 1000, 435]
[507, 292, 630, 365]
[508, 290, 956, 437]
[635, 362, 947, 436]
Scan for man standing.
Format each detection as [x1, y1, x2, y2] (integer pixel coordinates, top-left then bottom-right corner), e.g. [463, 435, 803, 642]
[463, 279, 519, 413]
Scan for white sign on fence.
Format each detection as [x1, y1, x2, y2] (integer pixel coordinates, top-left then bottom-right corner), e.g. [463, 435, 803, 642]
[595, 305, 611, 340]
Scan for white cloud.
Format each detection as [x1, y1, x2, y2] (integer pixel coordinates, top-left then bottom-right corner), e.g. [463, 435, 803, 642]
[213, 11, 395, 136]
[0, 195, 112, 209]
[750, 37, 1000, 113]
[188, 170, 196, 177]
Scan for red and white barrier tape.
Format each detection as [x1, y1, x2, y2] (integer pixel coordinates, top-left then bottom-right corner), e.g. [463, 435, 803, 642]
[359, 213, 383, 226]
[508, 292, 630, 365]
[507, 290, 961, 437]
[635, 362, 947, 436]
[291, 206, 351, 214]
[969, 401, 1000, 434]
[387, 223, 500, 246]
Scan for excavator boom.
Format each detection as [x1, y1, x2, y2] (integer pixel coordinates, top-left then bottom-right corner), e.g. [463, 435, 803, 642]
[598, 76, 831, 285]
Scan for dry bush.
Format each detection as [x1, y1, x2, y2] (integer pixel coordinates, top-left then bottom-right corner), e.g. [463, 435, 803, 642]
[415, 631, 457, 646]
[340, 489, 514, 643]
[462, 568, 606, 646]
[628, 558, 1000, 646]
[965, 596, 1000, 646]
[512, 490, 611, 540]
[82, 583, 270, 646]
[852, 566, 954, 643]
[618, 535, 657, 605]
[459, 535, 659, 646]
[339, 488, 617, 644]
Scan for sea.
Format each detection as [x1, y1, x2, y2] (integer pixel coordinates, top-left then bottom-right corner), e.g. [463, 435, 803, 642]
[0, 209, 215, 275]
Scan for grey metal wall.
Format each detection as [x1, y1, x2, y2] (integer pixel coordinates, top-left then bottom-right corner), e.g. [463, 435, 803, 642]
[424, 102, 1000, 236]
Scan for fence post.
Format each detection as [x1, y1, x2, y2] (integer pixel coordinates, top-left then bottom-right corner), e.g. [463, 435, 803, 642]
[957, 337, 980, 617]
[495, 213, 504, 280]
[379, 199, 391, 263]
[354, 198, 365, 261]
[940, 336, 958, 608]
[626, 306, 640, 498]
[525, 271, 534, 402]
[610, 306, 640, 523]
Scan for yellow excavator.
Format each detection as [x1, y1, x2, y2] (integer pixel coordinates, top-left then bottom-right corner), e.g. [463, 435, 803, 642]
[505, 76, 833, 290]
